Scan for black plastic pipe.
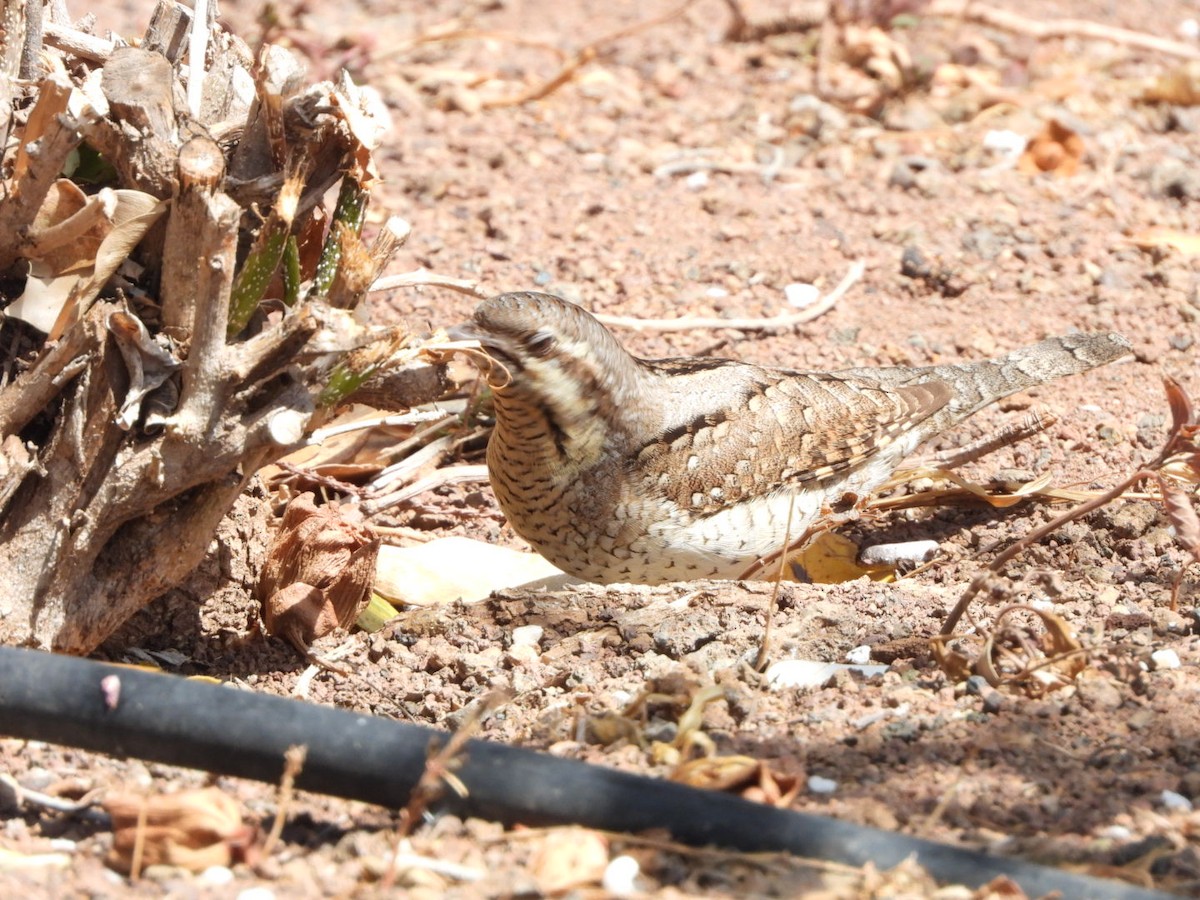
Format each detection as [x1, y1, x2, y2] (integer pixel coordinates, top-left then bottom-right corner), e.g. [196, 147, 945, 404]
[0, 646, 1172, 898]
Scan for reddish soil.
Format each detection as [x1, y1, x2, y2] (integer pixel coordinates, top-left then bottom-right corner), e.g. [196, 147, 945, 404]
[4, 0, 1200, 896]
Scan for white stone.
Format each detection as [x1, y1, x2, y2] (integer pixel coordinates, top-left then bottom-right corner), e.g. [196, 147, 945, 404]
[784, 282, 820, 309]
[200, 866, 235, 886]
[602, 855, 640, 895]
[845, 645, 872, 665]
[807, 775, 838, 794]
[1151, 649, 1181, 670]
[1161, 789, 1193, 812]
[511, 625, 544, 648]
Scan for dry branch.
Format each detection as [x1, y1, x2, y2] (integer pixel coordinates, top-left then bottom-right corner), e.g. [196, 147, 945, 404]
[928, 0, 1200, 62]
[0, 0, 429, 653]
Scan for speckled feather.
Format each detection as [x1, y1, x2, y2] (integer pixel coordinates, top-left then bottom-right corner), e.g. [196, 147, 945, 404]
[457, 292, 1131, 585]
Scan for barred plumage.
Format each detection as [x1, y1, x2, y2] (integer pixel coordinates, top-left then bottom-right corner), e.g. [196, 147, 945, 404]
[455, 292, 1131, 585]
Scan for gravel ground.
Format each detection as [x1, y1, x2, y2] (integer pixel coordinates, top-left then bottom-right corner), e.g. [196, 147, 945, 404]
[4, 0, 1200, 896]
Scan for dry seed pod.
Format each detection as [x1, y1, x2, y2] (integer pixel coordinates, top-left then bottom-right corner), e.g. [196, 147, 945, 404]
[105, 787, 256, 873]
[257, 492, 380, 652]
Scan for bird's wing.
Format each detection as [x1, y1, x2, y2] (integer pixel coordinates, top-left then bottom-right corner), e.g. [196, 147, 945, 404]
[632, 369, 951, 515]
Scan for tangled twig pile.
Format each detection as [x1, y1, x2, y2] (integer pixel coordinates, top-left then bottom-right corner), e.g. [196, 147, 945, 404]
[0, 1, 428, 652]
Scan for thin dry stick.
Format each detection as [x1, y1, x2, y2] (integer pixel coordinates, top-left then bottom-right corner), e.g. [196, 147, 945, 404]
[364, 464, 490, 514]
[130, 798, 149, 881]
[932, 407, 1058, 470]
[382, 693, 505, 888]
[928, 0, 1200, 61]
[481, 0, 698, 109]
[262, 744, 307, 857]
[754, 489, 797, 671]
[939, 470, 1148, 638]
[369, 268, 485, 298]
[595, 260, 864, 333]
[186, 0, 209, 117]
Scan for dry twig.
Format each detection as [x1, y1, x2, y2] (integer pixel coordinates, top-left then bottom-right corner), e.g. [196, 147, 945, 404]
[939, 377, 1200, 640]
[928, 0, 1200, 61]
[595, 260, 864, 333]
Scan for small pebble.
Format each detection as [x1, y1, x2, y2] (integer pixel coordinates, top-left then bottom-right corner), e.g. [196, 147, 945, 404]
[1161, 789, 1193, 812]
[982, 129, 1026, 159]
[200, 866, 235, 886]
[602, 855, 640, 895]
[237, 889, 277, 900]
[844, 645, 872, 665]
[765, 659, 888, 690]
[1151, 648, 1181, 670]
[784, 282, 821, 309]
[1181, 18, 1200, 39]
[511, 625, 543, 648]
[808, 775, 838, 794]
[858, 540, 939, 568]
[1097, 825, 1133, 841]
[965, 675, 989, 696]
[685, 171, 709, 190]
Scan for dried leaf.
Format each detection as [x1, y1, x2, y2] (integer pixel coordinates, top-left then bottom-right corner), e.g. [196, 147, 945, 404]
[8, 189, 167, 337]
[1163, 376, 1195, 437]
[672, 755, 761, 791]
[671, 755, 801, 807]
[529, 827, 609, 894]
[105, 788, 257, 873]
[1143, 61, 1200, 106]
[1017, 119, 1084, 177]
[107, 310, 181, 430]
[1159, 476, 1200, 563]
[789, 531, 894, 583]
[374, 537, 566, 607]
[931, 636, 974, 683]
[258, 493, 381, 650]
[971, 874, 1030, 898]
[978, 605, 1086, 691]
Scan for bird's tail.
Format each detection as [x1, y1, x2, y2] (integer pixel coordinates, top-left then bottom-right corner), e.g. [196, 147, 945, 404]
[841, 331, 1131, 432]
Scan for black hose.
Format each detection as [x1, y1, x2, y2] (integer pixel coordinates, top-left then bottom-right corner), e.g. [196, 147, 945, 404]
[0, 646, 1172, 898]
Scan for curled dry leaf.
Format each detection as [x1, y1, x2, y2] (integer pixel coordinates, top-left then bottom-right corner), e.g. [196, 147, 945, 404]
[104, 787, 257, 873]
[671, 755, 801, 808]
[1159, 476, 1200, 563]
[529, 827, 609, 895]
[6, 188, 166, 336]
[977, 605, 1086, 692]
[257, 492, 380, 653]
[107, 310, 181, 431]
[1017, 119, 1084, 177]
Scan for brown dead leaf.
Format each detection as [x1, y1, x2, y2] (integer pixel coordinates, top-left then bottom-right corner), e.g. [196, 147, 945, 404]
[930, 636, 972, 682]
[789, 531, 895, 584]
[978, 605, 1086, 692]
[1017, 119, 1084, 177]
[529, 827, 609, 894]
[972, 874, 1030, 899]
[258, 492, 380, 651]
[671, 755, 801, 808]
[105, 787, 257, 874]
[1143, 61, 1200, 106]
[672, 755, 761, 791]
[1159, 476, 1200, 563]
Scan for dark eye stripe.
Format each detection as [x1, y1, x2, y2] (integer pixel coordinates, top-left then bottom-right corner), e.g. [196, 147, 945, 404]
[525, 332, 556, 358]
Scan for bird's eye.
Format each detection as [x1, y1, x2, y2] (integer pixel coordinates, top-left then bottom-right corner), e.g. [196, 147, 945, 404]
[526, 331, 556, 357]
